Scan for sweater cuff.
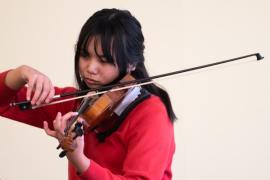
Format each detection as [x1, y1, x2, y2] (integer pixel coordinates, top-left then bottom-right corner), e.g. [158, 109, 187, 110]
[79, 160, 107, 180]
[0, 70, 18, 103]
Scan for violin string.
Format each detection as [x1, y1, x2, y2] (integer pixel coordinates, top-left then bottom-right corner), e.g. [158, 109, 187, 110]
[32, 81, 154, 109]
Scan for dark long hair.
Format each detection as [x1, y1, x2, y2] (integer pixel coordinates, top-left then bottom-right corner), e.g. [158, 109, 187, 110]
[74, 8, 176, 122]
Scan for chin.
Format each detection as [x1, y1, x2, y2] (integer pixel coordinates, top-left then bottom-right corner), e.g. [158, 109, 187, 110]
[86, 83, 101, 89]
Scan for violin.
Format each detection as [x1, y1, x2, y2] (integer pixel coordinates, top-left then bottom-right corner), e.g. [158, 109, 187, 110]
[10, 53, 264, 157]
[57, 74, 135, 157]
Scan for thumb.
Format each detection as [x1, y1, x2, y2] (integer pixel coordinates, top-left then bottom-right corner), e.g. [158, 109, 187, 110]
[43, 121, 57, 138]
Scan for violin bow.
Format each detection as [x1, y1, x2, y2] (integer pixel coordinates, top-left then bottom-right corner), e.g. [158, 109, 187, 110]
[11, 52, 263, 110]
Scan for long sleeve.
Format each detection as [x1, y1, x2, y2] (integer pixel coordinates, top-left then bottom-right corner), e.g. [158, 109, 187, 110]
[0, 70, 78, 129]
[1, 70, 175, 180]
[0, 70, 17, 105]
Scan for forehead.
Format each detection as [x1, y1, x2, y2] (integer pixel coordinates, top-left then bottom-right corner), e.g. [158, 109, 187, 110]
[87, 37, 102, 52]
[84, 35, 116, 64]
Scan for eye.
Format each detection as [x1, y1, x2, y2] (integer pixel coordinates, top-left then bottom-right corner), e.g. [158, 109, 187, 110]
[79, 49, 89, 58]
[99, 56, 108, 63]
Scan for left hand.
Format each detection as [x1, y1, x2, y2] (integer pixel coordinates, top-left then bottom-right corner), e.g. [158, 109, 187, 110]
[43, 112, 90, 173]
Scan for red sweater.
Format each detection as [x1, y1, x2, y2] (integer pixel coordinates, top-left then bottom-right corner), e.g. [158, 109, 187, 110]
[0, 70, 175, 180]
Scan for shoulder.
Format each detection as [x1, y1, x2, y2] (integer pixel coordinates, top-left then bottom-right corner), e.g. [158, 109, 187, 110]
[124, 95, 173, 134]
[122, 95, 175, 154]
[129, 95, 169, 120]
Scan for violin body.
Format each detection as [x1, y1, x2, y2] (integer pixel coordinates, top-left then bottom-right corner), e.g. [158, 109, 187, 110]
[82, 90, 125, 128]
[59, 74, 135, 156]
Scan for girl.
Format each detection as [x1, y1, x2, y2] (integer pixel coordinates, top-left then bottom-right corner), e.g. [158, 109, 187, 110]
[0, 8, 176, 179]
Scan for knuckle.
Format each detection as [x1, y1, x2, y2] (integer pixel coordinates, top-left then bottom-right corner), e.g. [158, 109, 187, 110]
[43, 86, 50, 93]
[35, 85, 42, 91]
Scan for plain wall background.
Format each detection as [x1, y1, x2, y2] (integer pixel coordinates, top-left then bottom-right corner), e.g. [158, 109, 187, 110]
[0, 0, 269, 179]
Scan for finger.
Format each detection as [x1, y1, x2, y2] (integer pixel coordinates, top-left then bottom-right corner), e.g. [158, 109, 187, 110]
[53, 112, 62, 132]
[31, 76, 44, 105]
[76, 116, 89, 130]
[43, 121, 57, 138]
[36, 78, 51, 105]
[77, 116, 88, 126]
[61, 112, 79, 130]
[26, 75, 37, 101]
[45, 83, 55, 103]
[61, 112, 79, 122]
[53, 112, 78, 135]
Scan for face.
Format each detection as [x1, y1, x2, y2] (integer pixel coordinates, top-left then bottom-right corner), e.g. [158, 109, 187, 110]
[79, 38, 119, 89]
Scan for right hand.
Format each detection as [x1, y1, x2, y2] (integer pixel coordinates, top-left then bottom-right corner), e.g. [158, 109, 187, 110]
[20, 65, 55, 105]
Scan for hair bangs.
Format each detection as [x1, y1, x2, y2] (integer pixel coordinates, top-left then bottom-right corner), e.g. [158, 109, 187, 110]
[95, 30, 115, 65]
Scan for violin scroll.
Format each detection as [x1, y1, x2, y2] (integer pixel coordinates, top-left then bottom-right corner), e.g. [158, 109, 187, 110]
[58, 122, 84, 158]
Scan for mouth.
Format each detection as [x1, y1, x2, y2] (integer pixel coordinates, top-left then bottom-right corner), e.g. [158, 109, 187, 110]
[84, 78, 100, 86]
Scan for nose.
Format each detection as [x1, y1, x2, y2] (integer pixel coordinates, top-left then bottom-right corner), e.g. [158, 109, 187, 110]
[86, 57, 99, 75]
